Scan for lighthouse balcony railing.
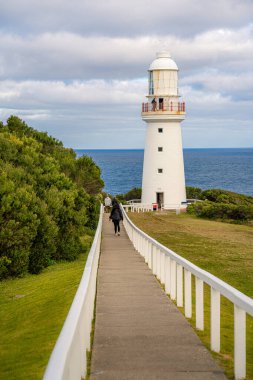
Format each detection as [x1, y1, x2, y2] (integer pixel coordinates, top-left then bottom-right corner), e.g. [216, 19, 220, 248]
[142, 102, 185, 114]
[121, 205, 253, 380]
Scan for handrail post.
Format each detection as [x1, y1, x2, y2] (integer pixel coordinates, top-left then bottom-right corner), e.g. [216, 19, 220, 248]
[234, 305, 246, 380]
[150, 244, 154, 273]
[160, 251, 165, 285]
[147, 241, 152, 268]
[144, 238, 146, 262]
[156, 249, 161, 280]
[170, 259, 176, 300]
[195, 277, 204, 330]
[176, 264, 183, 307]
[153, 246, 157, 275]
[184, 269, 192, 318]
[165, 256, 171, 295]
[211, 287, 220, 353]
[145, 238, 148, 263]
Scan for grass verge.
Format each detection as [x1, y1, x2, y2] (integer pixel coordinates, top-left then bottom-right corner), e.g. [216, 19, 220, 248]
[130, 211, 253, 380]
[0, 251, 89, 380]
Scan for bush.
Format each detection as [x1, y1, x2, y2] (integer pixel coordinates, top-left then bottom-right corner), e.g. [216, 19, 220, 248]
[0, 116, 103, 279]
[116, 187, 142, 201]
[201, 189, 253, 206]
[186, 186, 202, 199]
[0, 256, 11, 280]
[187, 201, 253, 222]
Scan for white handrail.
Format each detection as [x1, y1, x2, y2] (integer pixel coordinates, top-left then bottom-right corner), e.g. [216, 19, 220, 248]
[121, 206, 253, 380]
[43, 204, 103, 380]
[122, 203, 153, 212]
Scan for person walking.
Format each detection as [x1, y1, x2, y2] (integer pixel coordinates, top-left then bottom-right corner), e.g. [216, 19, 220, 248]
[109, 200, 123, 236]
[104, 195, 112, 213]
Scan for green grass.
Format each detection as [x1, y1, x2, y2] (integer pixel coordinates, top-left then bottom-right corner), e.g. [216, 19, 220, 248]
[130, 211, 253, 380]
[0, 252, 89, 380]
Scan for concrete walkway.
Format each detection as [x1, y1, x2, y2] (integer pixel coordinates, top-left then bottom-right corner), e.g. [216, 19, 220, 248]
[90, 216, 227, 380]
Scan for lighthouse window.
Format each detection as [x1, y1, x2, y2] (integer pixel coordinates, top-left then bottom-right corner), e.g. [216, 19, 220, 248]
[158, 147, 163, 152]
[158, 128, 163, 133]
[149, 72, 154, 95]
[158, 168, 163, 173]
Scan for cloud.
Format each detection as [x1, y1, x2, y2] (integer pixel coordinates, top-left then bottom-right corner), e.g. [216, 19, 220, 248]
[0, 79, 146, 108]
[0, 24, 252, 81]
[1, 0, 253, 37]
[0, 75, 253, 147]
[0, 0, 252, 148]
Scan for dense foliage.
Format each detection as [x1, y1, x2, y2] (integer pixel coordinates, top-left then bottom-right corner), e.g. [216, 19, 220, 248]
[187, 188, 253, 222]
[0, 116, 104, 279]
[116, 187, 142, 202]
[186, 186, 202, 200]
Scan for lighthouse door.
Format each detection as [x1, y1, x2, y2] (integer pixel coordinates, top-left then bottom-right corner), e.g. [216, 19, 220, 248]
[156, 192, 164, 209]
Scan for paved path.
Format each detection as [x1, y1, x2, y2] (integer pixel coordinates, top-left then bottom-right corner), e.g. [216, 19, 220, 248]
[90, 216, 227, 380]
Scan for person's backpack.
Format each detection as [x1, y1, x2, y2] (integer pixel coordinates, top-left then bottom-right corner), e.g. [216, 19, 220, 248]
[113, 208, 121, 221]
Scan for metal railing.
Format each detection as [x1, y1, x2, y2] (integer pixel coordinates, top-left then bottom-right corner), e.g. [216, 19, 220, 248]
[142, 101, 185, 113]
[43, 205, 103, 380]
[121, 206, 253, 380]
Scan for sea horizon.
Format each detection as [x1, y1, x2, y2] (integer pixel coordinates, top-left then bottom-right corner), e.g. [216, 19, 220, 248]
[75, 148, 253, 196]
[75, 147, 253, 151]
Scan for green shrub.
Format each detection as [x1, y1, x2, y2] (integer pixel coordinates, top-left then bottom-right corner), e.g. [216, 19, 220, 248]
[57, 234, 83, 261]
[0, 116, 103, 279]
[116, 187, 142, 201]
[0, 256, 11, 280]
[186, 186, 202, 199]
[187, 201, 253, 222]
[201, 188, 253, 206]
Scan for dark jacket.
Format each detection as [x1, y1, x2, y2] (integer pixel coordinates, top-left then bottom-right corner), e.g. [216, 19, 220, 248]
[110, 204, 123, 221]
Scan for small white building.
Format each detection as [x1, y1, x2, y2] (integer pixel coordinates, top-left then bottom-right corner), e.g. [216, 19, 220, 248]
[141, 51, 187, 209]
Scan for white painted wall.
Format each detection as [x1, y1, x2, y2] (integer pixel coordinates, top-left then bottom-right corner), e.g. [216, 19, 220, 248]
[141, 121, 186, 205]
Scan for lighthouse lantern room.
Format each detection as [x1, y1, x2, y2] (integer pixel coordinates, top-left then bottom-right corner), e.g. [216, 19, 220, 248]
[141, 51, 186, 208]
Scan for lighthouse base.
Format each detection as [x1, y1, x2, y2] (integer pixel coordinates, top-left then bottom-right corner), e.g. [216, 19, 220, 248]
[141, 121, 186, 207]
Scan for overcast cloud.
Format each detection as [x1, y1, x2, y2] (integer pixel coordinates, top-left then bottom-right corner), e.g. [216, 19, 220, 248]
[0, 0, 252, 148]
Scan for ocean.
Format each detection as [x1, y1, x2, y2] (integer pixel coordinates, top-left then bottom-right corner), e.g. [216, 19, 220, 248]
[75, 148, 253, 197]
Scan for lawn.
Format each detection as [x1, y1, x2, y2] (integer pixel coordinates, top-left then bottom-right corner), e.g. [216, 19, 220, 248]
[0, 252, 89, 380]
[130, 211, 253, 380]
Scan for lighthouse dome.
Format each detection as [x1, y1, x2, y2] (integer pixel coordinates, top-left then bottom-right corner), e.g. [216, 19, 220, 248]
[149, 51, 178, 71]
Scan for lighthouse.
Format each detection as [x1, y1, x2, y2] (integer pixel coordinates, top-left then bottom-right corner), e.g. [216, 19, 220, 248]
[141, 51, 186, 209]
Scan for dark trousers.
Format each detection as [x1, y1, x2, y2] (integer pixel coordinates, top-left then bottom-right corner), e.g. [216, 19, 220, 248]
[113, 220, 120, 233]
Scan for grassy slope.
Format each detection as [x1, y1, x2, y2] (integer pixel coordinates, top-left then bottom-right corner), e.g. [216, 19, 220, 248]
[130, 212, 253, 380]
[0, 253, 88, 380]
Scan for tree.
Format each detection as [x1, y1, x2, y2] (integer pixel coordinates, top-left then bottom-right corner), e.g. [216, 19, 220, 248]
[0, 116, 103, 279]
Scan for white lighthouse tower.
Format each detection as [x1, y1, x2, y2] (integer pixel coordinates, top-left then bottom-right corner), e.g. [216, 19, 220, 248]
[141, 52, 186, 209]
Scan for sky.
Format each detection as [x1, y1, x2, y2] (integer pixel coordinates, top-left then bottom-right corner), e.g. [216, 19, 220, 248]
[0, 0, 253, 149]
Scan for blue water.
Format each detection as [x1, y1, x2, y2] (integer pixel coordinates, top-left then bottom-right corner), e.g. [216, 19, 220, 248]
[75, 148, 253, 196]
